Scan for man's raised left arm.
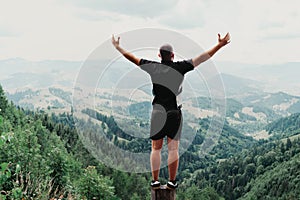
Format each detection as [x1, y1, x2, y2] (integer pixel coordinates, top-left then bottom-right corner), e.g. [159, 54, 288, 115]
[192, 33, 231, 67]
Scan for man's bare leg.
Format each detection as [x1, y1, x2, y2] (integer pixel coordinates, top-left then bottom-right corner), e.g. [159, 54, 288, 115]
[150, 138, 163, 181]
[167, 137, 179, 181]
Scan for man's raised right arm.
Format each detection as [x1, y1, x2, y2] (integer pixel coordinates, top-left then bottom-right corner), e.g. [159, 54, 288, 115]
[112, 35, 141, 66]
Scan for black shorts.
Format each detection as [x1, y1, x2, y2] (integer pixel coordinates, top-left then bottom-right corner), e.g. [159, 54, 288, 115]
[150, 104, 182, 140]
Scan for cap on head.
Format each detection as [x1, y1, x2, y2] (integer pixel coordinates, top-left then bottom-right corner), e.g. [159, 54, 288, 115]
[159, 44, 173, 61]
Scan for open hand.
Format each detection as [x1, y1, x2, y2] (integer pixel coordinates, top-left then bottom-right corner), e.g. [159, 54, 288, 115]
[112, 34, 120, 48]
[218, 33, 231, 47]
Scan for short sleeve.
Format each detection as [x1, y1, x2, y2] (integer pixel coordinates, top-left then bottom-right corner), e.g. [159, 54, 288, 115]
[139, 59, 158, 75]
[139, 59, 153, 66]
[176, 59, 194, 75]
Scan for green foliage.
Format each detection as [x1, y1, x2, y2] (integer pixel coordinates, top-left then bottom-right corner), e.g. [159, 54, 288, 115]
[241, 153, 300, 199]
[184, 132, 300, 199]
[82, 108, 151, 153]
[251, 92, 298, 112]
[0, 85, 153, 199]
[6, 89, 39, 107]
[128, 101, 151, 118]
[0, 85, 8, 115]
[252, 105, 280, 120]
[225, 98, 244, 118]
[288, 101, 300, 113]
[267, 113, 300, 138]
[49, 87, 72, 104]
[178, 186, 224, 200]
[77, 166, 117, 200]
[0, 87, 118, 199]
[112, 171, 150, 200]
[2, 83, 300, 200]
[181, 113, 300, 199]
[192, 96, 212, 109]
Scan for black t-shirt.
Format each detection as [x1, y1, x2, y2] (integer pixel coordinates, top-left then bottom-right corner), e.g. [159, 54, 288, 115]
[139, 59, 194, 110]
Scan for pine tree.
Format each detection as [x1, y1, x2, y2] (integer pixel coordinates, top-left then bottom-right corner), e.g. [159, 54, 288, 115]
[0, 85, 8, 115]
[286, 138, 292, 150]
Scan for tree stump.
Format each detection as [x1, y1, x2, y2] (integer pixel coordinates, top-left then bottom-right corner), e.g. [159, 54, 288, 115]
[151, 185, 176, 200]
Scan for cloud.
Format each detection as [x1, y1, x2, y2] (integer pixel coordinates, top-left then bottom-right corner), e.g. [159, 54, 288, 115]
[156, 0, 240, 29]
[157, 0, 206, 29]
[0, 0, 299, 64]
[260, 33, 300, 41]
[62, 0, 179, 18]
[61, 0, 240, 30]
[257, 9, 300, 41]
[62, 0, 207, 29]
[0, 27, 19, 37]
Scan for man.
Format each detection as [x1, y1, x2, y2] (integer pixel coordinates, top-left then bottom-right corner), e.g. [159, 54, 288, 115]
[112, 32, 230, 189]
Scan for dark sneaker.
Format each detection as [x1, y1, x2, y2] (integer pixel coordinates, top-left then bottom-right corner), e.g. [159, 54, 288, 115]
[167, 180, 178, 189]
[151, 180, 161, 189]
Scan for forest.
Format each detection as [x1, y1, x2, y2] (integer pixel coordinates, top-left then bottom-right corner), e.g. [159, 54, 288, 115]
[1, 84, 300, 199]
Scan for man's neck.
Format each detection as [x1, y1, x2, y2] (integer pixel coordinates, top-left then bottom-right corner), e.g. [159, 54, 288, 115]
[161, 60, 173, 63]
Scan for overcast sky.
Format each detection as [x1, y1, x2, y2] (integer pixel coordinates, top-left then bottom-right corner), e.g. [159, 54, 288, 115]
[0, 0, 299, 64]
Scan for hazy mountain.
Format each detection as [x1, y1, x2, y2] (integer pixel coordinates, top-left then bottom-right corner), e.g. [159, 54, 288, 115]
[213, 73, 261, 97]
[0, 58, 81, 75]
[1, 58, 298, 95]
[0, 58, 81, 92]
[266, 113, 300, 138]
[240, 92, 300, 115]
[1, 58, 299, 138]
[216, 61, 300, 96]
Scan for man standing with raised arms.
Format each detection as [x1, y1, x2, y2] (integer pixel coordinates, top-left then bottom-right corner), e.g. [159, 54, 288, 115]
[112, 32, 230, 189]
